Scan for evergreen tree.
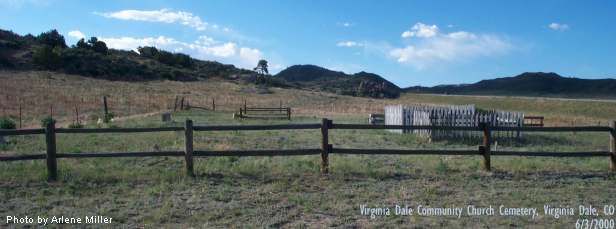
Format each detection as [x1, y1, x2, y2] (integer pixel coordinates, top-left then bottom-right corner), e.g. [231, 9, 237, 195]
[87, 37, 108, 54]
[254, 59, 269, 75]
[75, 38, 88, 49]
[37, 29, 66, 48]
[33, 45, 62, 69]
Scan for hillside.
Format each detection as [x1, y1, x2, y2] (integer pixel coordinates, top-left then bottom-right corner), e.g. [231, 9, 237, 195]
[275, 65, 401, 98]
[0, 29, 254, 81]
[404, 72, 616, 98]
[1, 28, 399, 99]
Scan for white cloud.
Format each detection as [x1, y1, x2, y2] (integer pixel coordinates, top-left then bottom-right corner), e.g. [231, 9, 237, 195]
[97, 9, 209, 31]
[195, 35, 217, 46]
[548, 23, 569, 31]
[100, 36, 265, 69]
[93, 8, 275, 69]
[337, 22, 354, 27]
[390, 26, 512, 69]
[336, 41, 363, 47]
[199, 42, 236, 57]
[100, 36, 180, 51]
[401, 23, 439, 38]
[239, 47, 263, 67]
[67, 30, 86, 40]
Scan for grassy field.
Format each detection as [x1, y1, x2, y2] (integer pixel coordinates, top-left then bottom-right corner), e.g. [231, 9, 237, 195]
[2, 70, 616, 127]
[1, 71, 616, 227]
[1, 108, 615, 227]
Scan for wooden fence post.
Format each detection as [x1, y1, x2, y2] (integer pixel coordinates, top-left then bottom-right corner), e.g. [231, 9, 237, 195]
[481, 122, 491, 171]
[45, 120, 57, 181]
[243, 99, 247, 112]
[185, 119, 194, 177]
[212, 98, 216, 111]
[321, 118, 331, 174]
[610, 121, 615, 171]
[18, 104, 22, 129]
[180, 97, 185, 111]
[76, 104, 80, 125]
[173, 96, 179, 112]
[103, 96, 109, 123]
[287, 108, 291, 120]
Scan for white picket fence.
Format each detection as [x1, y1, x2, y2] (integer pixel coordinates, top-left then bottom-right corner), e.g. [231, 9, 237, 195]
[385, 104, 524, 140]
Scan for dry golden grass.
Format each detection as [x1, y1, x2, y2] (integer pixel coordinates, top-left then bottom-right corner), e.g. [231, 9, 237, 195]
[1, 70, 615, 127]
[0, 70, 395, 127]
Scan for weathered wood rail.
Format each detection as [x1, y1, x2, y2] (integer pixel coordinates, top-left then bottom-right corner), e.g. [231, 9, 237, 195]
[237, 107, 292, 120]
[524, 116, 545, 127]
[1, 119, 615, 181]
[236, 99, 291, 120]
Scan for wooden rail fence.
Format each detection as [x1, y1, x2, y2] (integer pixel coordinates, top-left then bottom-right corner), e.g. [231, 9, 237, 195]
[1, 120, 615, 181]
[524, 116, 545, 127]
[237, 107, 292, 120]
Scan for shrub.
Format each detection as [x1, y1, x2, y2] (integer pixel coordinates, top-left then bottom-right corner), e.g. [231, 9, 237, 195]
[436, 159, 450, 174]
[33, 45, 62, 69]
[0, 117, 16, 129]
[40, 116, 55, 128]
[87, 37, 108, 54]
[68, 123, 84, 129]
[137, 46, 159, 58]
[104, 112, 116, 123]
[37, 29, 67, 48]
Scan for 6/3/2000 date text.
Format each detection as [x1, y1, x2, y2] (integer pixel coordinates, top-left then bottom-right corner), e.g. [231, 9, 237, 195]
[575, 219, 615, 229]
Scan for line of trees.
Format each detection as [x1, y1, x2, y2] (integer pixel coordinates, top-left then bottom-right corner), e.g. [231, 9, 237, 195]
[32, 29, 109, 70]
[2, 28, 254, 81]
[75, 37, 108, 54]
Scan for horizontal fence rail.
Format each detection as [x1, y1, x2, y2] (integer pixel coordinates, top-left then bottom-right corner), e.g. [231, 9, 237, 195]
[331, 124, 482, 131]
[238, 106, 292, 120]
[333, 148, 480, 156]
[55, 127, 184, 133]
[243, 107, 290, 111]
[0, 154, 46, 161]
[490, 126, 613, 132]
[491, 151, 612, 157]
[57, 151, 185, 158]
[0, 118, 615, 181]
[194, 149, 322, 157]
[0, 128, 45, 136]
[193, 124, 321, 131]
[331, 124, 614, 132]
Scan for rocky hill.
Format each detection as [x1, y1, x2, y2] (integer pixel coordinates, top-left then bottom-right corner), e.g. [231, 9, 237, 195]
[275, 65, 401, 98]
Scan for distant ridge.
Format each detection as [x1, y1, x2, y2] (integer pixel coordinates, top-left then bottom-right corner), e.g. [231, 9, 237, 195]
[404, 72, 616, 98]
[275, 64, 401, 98]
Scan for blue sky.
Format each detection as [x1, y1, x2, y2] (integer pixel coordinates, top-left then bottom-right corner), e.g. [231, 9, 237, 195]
[1, 0, 615, 87]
